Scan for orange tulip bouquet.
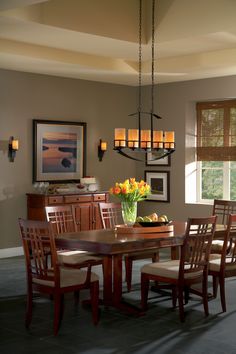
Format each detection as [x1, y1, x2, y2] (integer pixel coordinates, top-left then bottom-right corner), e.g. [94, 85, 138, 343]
[109, 178, 151, 225]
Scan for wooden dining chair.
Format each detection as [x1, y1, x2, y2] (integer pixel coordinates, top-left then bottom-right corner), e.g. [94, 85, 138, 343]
[45, 205, 103, 267]
[211, 199, 236, 254]
[19, 219, 100, 335]
[99, 202, 159, 292]
[209, 214, 236, 312]
[99, 202, 123, 229]
[141, 216, 217, 322]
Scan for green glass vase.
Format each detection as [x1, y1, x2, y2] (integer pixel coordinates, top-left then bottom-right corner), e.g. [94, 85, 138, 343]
[121, 201, 137, 226]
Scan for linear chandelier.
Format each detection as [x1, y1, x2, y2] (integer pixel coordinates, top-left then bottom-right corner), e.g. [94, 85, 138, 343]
[113, 0, 175, 161]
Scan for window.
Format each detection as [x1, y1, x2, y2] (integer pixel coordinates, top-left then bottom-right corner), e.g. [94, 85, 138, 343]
[196, 100, 236, 202]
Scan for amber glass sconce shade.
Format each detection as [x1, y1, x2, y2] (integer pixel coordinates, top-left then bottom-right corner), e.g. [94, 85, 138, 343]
[8, 136, 19, 162]
[98, 139, 107, 161]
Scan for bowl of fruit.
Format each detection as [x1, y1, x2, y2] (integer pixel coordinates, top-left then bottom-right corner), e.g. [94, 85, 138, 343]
[136, 213, 169, 227]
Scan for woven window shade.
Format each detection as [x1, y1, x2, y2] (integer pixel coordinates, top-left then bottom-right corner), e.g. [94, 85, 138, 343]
[197, 101, 236, 161]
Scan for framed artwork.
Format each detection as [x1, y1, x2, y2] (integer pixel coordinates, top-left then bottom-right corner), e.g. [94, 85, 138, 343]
[33, 119, 86, 182]
[145, 170, 170, 202]
[146, 152, 171, 166]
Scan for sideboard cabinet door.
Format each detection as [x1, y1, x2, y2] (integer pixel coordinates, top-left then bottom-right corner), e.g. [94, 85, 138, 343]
[73, 203, 93, 231]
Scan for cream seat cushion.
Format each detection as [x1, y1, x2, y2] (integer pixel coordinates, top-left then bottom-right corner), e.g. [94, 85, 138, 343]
[57, 250, 102, 265]
[210, 240, 235, 253]
[209, 253, 221, 260]
[209, 257, 236, 272]
[33, 266, 99, 288]
[141, 260, 202, 280]
[210, 240, 225, 253]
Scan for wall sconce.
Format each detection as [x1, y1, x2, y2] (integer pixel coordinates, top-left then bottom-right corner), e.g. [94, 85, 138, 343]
[98, 139, 107, 161]
[8, 136, 19, 162]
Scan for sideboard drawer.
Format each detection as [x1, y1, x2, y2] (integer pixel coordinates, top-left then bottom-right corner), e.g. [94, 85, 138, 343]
[48, 196, 64, 204]
[64, 195, 92, 203]
[93, 194, 106, 202]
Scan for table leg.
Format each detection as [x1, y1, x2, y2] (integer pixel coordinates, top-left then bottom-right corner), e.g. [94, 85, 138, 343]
[102, 255, 113, 306]
[112, 254, 144, 316]
[171, 246, 180, 260]
[113, 254, 123, 306]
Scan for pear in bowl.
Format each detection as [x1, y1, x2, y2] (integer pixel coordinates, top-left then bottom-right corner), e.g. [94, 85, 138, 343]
[159, 215, 168, 222]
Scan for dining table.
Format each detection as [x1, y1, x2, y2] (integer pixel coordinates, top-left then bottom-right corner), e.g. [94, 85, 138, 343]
[56, 221, 187, 314]
[56, 221, 228, 314]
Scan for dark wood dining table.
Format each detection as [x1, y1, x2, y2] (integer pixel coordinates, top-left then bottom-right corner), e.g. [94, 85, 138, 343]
[56, 221, 228, 314]
[56, 221, 187, 314]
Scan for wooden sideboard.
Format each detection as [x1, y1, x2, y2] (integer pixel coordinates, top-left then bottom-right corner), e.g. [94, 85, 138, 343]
[26, 191, 109, 231]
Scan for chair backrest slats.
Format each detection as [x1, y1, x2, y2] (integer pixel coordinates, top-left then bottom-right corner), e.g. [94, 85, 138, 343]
[45, 205, 76, 235]
[213, 199, 236, 226]
[222, 214, 236, 266]
[99, 202, 123, 229]
[180, 216, 217, 276]
[19, 219, 59, 284]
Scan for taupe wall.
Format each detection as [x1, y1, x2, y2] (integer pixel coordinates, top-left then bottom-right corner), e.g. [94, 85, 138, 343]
[0, 69, 137, 249]
[1, 69, 236, 250]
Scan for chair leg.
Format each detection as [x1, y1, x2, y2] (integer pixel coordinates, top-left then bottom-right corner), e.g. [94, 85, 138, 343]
[90, 281, 99, 326]
[202, 275, 209, 317]
[53, 293, 62, 336]
[212, 275, 219, 298]
[152, 251, 159, 262]
[25, 284, 33, 328]
[125, 257, 133, 292]
[59, 294, 64, 324]
[141, 273, 149, 311]
[74, 291, 80, 305]
[172, 286, 178, 308]
[178, 287, 185, 322]
[102, 260, 105, 276]
[184, 286, 190, 305]
[219, 275, 226, 312]
[45, 254, 49, 268]
[151, 253, 160, 289]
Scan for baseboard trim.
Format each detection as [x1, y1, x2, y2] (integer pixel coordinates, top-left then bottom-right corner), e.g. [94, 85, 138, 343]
[0, 247, 24, 259]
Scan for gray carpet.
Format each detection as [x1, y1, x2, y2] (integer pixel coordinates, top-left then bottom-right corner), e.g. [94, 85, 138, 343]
[1, 254, 236, 354]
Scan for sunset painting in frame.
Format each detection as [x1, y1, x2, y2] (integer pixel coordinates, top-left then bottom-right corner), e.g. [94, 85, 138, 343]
[33, 120, 86, 182]
[42, 132, 77, 173]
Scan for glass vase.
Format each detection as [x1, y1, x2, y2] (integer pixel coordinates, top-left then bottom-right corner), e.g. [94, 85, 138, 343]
[121, 201, 137, 226]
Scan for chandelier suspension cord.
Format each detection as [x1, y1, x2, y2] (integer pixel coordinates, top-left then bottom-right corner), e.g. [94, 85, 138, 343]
[138, 0, 142, 144]
[151, 0, 155, 143]
[151, 0, 155, 114]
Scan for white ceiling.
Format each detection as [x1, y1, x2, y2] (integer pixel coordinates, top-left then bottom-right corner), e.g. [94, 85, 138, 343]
[1, 0, 236, 86]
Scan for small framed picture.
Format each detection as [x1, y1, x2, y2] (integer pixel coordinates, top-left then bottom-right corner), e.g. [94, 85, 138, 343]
[145, 171, 170, 202]
[146, 152, 171, 166]
[33, 119, 86, 182]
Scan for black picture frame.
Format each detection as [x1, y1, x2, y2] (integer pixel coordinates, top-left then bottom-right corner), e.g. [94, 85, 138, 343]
[145, 170, 170, 202]
[146, 152, 171, 166]
[33, 119, 86, 182]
